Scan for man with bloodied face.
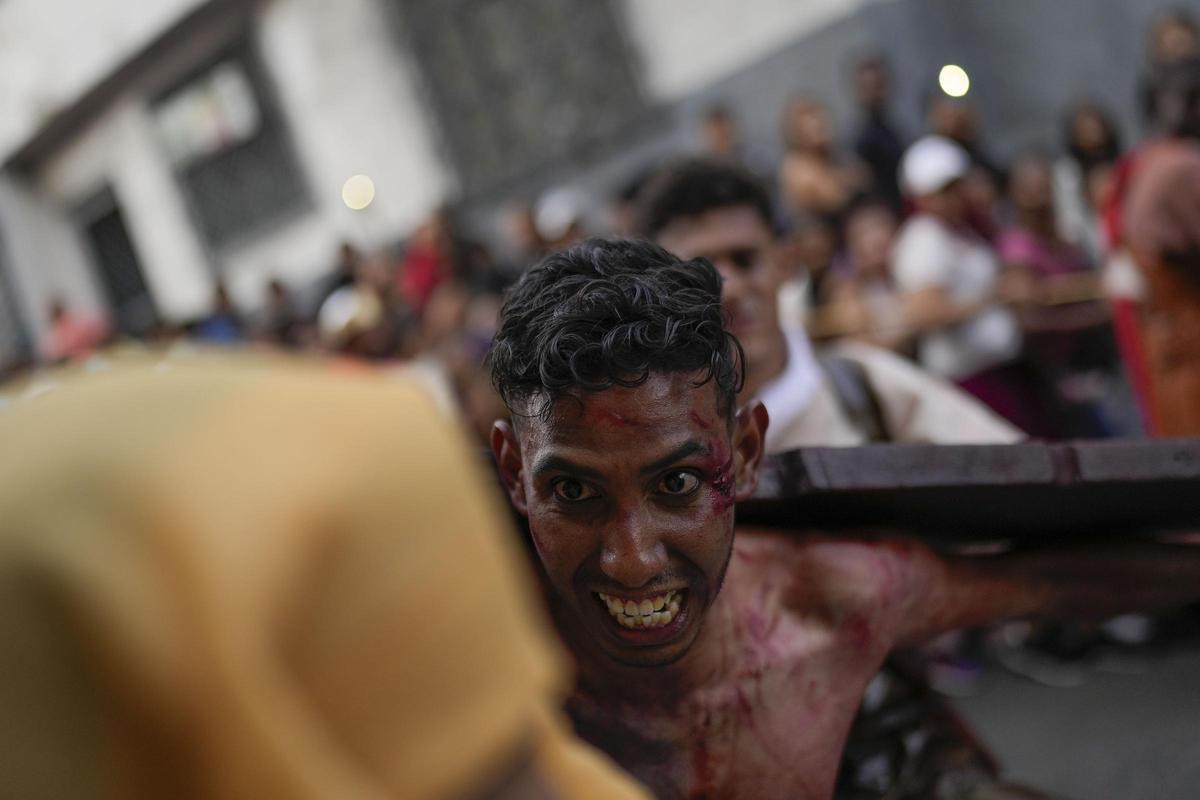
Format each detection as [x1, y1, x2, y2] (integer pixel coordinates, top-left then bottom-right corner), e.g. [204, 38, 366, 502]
[490, 240, 760, 672]
[489, 239, 1200, 799]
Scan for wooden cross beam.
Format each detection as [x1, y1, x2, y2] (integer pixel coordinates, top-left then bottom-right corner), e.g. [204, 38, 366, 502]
[740, 440, 1200, 543]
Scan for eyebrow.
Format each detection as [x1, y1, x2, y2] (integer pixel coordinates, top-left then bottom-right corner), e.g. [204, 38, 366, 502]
[530, 454, 606, 482]
[638, 441, 711, 477]
[530, 441, 712, 482]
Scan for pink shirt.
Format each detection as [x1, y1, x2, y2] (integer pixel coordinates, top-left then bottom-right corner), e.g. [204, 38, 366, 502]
[997, 227, 1093, 278]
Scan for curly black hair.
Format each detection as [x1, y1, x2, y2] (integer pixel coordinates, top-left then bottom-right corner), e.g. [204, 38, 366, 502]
[634, 157, 775, 238]
[489, 238, 744, 421]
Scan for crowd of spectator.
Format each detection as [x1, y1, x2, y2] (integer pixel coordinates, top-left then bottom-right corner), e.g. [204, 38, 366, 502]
[19, 8, 1200, 450]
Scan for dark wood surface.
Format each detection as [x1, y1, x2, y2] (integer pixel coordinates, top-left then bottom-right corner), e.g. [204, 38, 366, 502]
[739, 439, 1200, 542]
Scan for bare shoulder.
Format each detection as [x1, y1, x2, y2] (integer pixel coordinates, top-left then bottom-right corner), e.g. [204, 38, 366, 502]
[733, 527, 928, 651]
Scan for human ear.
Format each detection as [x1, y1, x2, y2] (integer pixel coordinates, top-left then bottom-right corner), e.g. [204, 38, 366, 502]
[490, 420, 529, 516]
[732, 401, 769, 501]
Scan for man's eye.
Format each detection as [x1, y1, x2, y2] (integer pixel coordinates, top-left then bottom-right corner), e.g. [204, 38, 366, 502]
[730, 249, 758, 270]
[552, 479, 597, 503]
[658, 471, 701, 496]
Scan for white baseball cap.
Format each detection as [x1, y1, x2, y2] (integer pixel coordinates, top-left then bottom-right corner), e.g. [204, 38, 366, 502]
[899, 135, 970, 197]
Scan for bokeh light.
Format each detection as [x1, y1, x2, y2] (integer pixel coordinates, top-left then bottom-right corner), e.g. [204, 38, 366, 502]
[938, 64, 971, 98]
[341, 174, 376, 210]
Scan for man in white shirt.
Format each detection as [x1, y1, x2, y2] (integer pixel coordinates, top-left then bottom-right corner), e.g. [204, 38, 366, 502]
[891, 136, 1049, 436]
[635, 157, 1019, 451]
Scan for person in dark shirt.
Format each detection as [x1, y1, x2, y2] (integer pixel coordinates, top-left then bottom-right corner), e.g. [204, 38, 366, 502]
[260, 278, 306, 350]
[194, 281, 244, 345]
[852, 56, 908, 214]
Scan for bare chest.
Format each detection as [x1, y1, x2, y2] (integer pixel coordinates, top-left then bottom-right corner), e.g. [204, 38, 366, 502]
[570, 627, 883, 799]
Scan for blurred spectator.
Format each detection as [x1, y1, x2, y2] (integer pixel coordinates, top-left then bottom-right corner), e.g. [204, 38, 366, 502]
[639, 156, 1018, 448]
[1054, 103, 1124, 263]
[999, 153, 1126, 438]
[779, 96, 867, 229]
[1151, 7, 1200, 62]
[928, 94, 1005, 236]
[777, 216, 838, 333]
[316, 241, 363, 310]
[812, 201, 911, 352]
[456, 239, 511, 296]
[418, 281, 471, 356]
[143, 320, 187, 349]
[702, 104, 739, 159]
[398, 207, 456, 315]
[699, 104, 775, 182]
[851, 55, 908, 213]
[193, 282, 244, 344]
[1101, 21, 1179, 433]
[317, 282, 399, 361]
[259, 278, 306, 349]
[534, 186, 589, 251]
[843, 201, 901, 295]
[501, 201, 546, 272]
[437, 291, 509, 445]
[1003, 154, 1104, 305]
[1124, 57, 1200, 436]
[928, 94, 1004, 184]
[609, 168, 656, 238]
[18, 11, 1195, 458]
[962, 163, 1003, 241]
[1140, 9, 1200, 123]
[892, 136, 1050, 435]
[42, 296, 109, 363]
[0, 354, 35, 387]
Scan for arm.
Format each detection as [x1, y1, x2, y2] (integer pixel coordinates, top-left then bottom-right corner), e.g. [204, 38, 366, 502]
[806, 285, 918, 351]
[805, 286, 871, 341]
[782, 156, 856, 214]
[1019, 300, 1112, 333]
[900, 285, 991, 333]
[893, 538, 1200, 647]
[1002, 261, 1112, 333]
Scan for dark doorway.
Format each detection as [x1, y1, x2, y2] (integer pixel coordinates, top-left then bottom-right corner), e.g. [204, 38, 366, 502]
[76, 188, 157, 336]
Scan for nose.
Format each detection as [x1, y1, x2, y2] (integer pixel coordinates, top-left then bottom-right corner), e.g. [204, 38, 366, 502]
[599, 508, 668, 589]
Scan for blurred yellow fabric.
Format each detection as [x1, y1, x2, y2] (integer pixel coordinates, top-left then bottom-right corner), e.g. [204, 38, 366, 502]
[0, 353, 647, 800]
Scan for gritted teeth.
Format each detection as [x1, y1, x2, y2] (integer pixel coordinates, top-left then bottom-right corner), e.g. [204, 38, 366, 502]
[596, 590, 684, 629]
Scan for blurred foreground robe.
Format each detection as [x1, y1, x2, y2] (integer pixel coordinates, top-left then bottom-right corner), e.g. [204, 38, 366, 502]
[0, 353, 648, 800]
